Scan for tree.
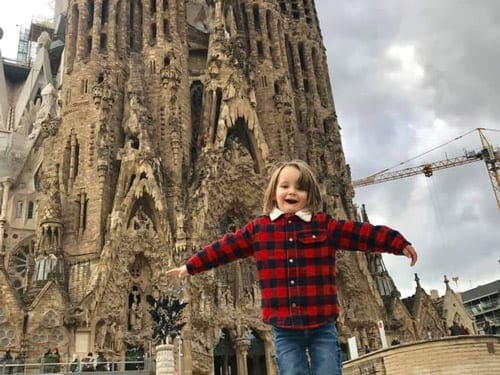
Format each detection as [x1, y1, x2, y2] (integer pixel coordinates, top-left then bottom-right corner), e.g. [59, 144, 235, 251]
[146, 292, 188, 345]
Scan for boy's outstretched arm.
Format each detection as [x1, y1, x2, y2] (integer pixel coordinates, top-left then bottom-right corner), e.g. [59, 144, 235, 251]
[166, 265, 188, 278]
[403, 245, 418, 266]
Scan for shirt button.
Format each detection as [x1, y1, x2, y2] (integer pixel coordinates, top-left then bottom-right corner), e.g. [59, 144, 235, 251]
[312, 234, 317, 239]
[291, 303, 297, 307]
[288, 220, 292, 224]
[290, 280, 295, 285]
[289, 259, 294, 263]
[289, 238, 293, 242]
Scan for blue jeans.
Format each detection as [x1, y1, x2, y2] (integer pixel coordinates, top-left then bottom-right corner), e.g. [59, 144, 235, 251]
[273, 322, 342, 375]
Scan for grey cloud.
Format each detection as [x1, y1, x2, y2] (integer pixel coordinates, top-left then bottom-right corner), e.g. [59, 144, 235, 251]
[316, 0, 500, 297]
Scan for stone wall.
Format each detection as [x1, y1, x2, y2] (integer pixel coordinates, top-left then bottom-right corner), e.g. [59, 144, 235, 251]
[343, 335, 500, 375]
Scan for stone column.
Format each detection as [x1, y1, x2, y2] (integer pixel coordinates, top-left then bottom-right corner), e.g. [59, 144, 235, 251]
[91, 0, 103, 57]
[0, 180, 11, 220]
[156, 344, 175, 375]
[234, 337, 250, 375]
[0, 180, 12, 260]
[262, 331, 278, 375]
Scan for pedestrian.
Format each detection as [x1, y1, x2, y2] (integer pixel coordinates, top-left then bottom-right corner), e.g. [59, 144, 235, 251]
[484, 320, 497, 335]
[81, 352, 95, 372]
[70, 353, 81, 372]
[95, 352, 108, 371]
[459, 324, 469, 335]
[0, 350, 14, 374]
[52, 347, 61, 373]
[166, 160, 418, 375]
[449, 321, 461, 336]
[40, 348, 52, 373]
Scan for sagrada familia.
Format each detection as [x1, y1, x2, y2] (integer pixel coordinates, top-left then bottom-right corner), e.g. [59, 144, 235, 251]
[0, 1, 475, 374]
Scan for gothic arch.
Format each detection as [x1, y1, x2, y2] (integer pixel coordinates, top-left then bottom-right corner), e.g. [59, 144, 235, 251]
[126, 195, 158, 232]
[218, 114, 268, 174]
[214, 328, 237, 375]
[119, 163, 168, 229]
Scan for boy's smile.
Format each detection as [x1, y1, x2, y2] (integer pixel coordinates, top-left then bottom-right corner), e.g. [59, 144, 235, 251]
[275, 166, 308, 214]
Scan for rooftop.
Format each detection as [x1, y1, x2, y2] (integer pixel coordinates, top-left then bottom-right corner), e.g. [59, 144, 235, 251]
[461, 279, 500, 303]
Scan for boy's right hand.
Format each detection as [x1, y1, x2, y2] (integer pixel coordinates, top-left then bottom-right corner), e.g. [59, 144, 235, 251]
[166, 265, 188, 278]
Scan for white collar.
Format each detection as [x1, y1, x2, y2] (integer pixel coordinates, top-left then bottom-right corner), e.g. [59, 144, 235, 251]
[269, 207, 312, 222]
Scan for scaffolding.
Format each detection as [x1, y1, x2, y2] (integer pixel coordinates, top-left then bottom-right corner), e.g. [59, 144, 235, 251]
[15, 16, 54, 64]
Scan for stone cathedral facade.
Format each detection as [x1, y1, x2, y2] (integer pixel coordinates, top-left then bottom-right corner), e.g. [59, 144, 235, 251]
[0, 1, 462, 374]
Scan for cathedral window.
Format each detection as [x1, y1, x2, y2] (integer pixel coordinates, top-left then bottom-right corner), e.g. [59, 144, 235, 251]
[279, 1, 287, 13]
[303, 79, 309, 93]
[274, 80, 282, 95]
[303, 0, 312, 23]
[16, 201, 23, 218]
[27, 201, 34, 219]
[239, 4, 251, 53]
[82, 198, 88, 231]
[34, 88, 42, 105]
[101, 0, 109, 25]
[241, 3, 249, 33]
[87, 0, 95, 28]
[151, 23, 157, 41]
[252, 5, 261, 33]
[81, 79, 89, 94]
[212, 88, 223, 144]
[298, 42, 307, 71]
[86, 36, 92, 55]
[312, 47, 328, 106]
[0, 324, 16, 347]
[291, 0, 300, 19]
[257, 40, 264, 59]
[266, 10, 273, 41]
[163, 0, 168, 11]
[6, 238, 35, 294]
[190, 81, 204, 164]
[99, 33, 107, 52]
[261, 75, 268, 88]
[285, 38, 298, 90]
[34, 165, 42, 192]
[150, 0, 157, 15]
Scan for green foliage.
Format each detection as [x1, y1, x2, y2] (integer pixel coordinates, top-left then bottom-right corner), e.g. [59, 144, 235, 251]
[146, 293, 188, 344]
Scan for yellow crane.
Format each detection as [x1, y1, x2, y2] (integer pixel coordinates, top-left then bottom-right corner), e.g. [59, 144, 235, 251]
[352, 128, 500, 209]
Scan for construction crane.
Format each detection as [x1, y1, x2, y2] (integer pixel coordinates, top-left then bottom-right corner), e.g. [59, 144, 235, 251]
[352, 128, 500, 209]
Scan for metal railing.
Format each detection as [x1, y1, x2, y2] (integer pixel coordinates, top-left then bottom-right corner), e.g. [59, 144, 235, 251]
[0, 359, 155, 374]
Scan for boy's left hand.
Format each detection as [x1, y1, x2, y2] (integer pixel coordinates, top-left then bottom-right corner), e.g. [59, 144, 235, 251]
[403, 245, 417, 266]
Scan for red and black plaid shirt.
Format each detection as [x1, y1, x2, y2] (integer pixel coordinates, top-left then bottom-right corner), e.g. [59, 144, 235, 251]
[186, 212, 410, 329]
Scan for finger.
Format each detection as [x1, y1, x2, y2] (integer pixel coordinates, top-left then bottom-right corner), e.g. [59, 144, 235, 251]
[166, 268, 179, 276]
[407, 247, 417, 266]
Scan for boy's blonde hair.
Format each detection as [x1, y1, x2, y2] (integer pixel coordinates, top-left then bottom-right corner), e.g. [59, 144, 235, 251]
[263, 160, 323, 215]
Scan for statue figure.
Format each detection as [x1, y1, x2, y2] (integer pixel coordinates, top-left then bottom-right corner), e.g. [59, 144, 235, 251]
[97, 322, 107, 349]
[130, 206, 153, 230]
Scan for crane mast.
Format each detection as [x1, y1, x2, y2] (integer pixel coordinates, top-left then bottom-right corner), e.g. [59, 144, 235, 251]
[351, 128, 500, 209]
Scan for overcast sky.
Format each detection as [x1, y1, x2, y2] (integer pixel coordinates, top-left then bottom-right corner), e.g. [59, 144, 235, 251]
[316, 0, 500, 297]
[1, 1, 499, 298]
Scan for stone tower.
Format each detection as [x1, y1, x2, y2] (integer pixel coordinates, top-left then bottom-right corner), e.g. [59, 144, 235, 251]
[0, 1, 448, 374]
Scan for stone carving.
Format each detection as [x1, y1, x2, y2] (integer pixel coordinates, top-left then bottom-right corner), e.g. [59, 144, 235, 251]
[129, 206, 154, 231]
[122, 92, 153, 152]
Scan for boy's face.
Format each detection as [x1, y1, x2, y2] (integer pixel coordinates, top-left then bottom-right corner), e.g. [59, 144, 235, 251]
[275, 166, 308, 214]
